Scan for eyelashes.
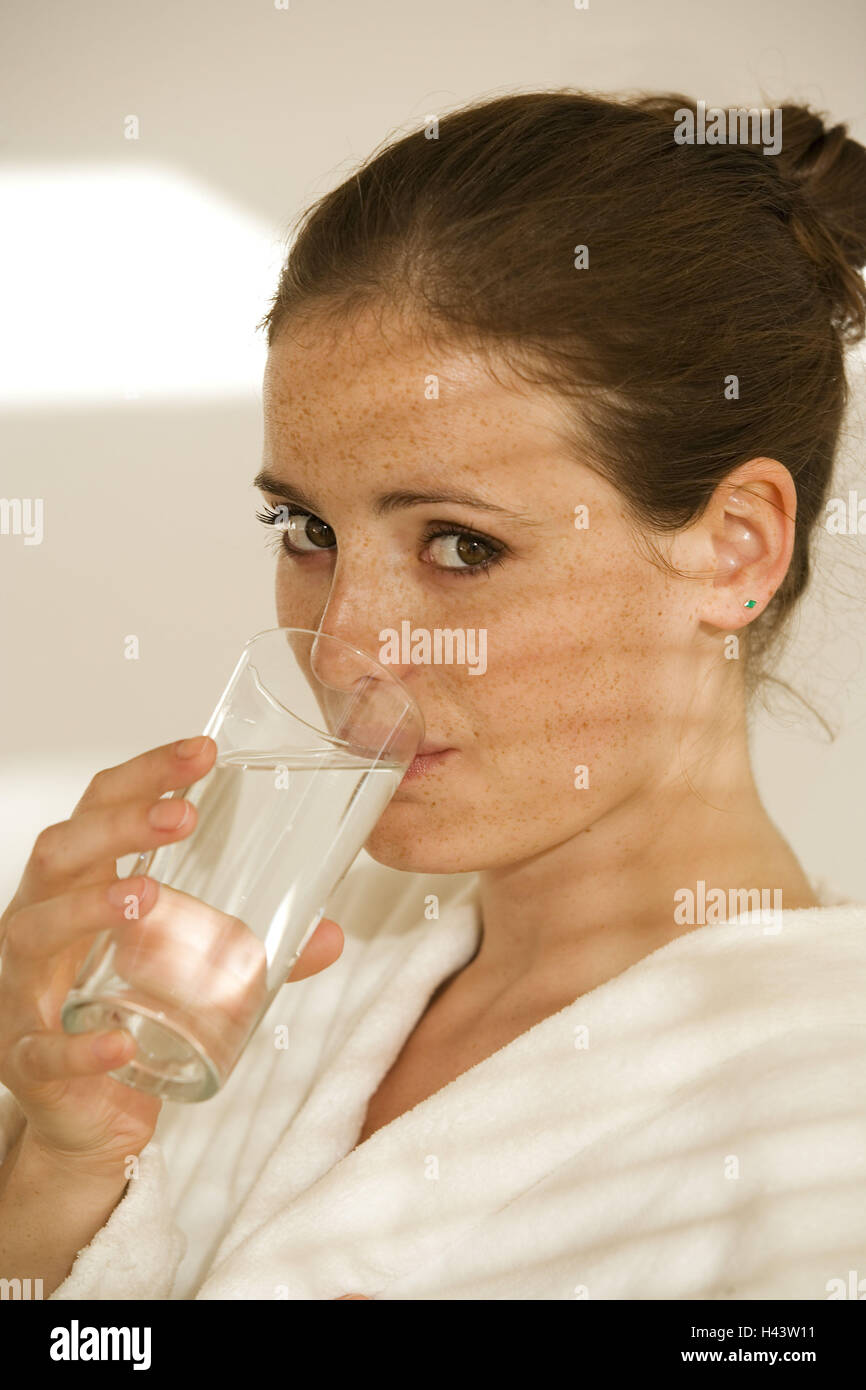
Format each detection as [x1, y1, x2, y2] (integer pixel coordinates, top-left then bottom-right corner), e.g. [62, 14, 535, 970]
[255, 503, 506, 579]
[256, 504, 335, 556]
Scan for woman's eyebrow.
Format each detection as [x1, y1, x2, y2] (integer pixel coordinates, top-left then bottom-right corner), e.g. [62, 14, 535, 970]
[252, 469, 543, 526]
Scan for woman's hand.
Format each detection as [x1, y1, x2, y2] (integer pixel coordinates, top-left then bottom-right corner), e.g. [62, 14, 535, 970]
[0, 736, 345, 1183]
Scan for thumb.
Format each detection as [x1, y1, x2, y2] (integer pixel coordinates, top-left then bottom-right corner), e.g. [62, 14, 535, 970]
[286, 917, 344, 982]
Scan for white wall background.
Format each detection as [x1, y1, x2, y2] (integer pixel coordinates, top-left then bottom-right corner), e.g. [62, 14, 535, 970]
[1, 0, 864, 906]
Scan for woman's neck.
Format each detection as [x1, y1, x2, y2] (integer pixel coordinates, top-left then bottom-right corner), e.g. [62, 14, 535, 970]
[456, 763, 818, 1022]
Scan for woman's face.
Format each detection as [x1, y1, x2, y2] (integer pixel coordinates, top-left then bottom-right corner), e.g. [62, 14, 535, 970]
[260, 308, 707, 875]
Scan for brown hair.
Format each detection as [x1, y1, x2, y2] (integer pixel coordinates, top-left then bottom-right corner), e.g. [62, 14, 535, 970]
[257, 90, 866, 706]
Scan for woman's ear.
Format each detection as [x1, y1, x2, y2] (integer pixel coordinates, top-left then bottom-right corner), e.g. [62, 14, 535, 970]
[694, 460, 797, 631]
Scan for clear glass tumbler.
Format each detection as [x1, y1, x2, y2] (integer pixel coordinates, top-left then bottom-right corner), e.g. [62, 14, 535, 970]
[60, 627, 423, 1102]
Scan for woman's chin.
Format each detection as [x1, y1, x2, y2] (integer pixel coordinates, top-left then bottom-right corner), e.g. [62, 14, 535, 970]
[363, 825, 477, 877]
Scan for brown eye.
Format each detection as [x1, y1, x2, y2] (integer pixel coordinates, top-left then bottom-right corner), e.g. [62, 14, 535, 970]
[256, 505, 335, 553]
[300, 515, 335, 549]
[426, 530, 500, 572]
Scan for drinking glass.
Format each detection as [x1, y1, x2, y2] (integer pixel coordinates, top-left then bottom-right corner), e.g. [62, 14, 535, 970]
[61, 627, 423, 1102]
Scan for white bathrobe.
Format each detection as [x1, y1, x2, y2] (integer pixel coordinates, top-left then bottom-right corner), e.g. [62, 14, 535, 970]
[1, 856, 865, 1301]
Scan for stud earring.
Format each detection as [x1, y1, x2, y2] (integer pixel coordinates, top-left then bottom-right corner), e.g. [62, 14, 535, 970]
[744, 599, 757, 609]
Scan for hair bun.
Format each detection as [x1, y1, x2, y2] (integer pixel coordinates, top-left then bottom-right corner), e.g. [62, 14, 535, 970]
[630, 93, 866, 341]
[776, 104, 866, 272]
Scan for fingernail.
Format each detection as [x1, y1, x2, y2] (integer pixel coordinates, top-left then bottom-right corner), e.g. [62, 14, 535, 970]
[149, 799, 190, 830]
[176, 736, 209, 758]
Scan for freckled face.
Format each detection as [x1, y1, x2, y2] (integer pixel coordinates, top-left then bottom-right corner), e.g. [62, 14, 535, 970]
[259, 310, 693, 874]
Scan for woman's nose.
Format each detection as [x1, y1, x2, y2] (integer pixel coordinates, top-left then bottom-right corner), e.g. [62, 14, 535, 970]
[311, 563, 418, 689]
[307, 626, 424, 761]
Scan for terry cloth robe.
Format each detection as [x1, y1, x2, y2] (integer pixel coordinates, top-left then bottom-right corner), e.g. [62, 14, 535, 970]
[1, 856, 865, 1301]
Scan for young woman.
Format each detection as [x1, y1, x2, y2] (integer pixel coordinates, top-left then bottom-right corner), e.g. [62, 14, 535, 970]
[2, 90, 865, 1301]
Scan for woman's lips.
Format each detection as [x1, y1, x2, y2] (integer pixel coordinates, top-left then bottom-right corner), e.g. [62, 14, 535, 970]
[400, 747, 454, 782]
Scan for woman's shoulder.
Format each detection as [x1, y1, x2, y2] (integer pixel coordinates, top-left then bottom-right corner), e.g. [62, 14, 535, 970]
[653, 893, 866, 1058]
